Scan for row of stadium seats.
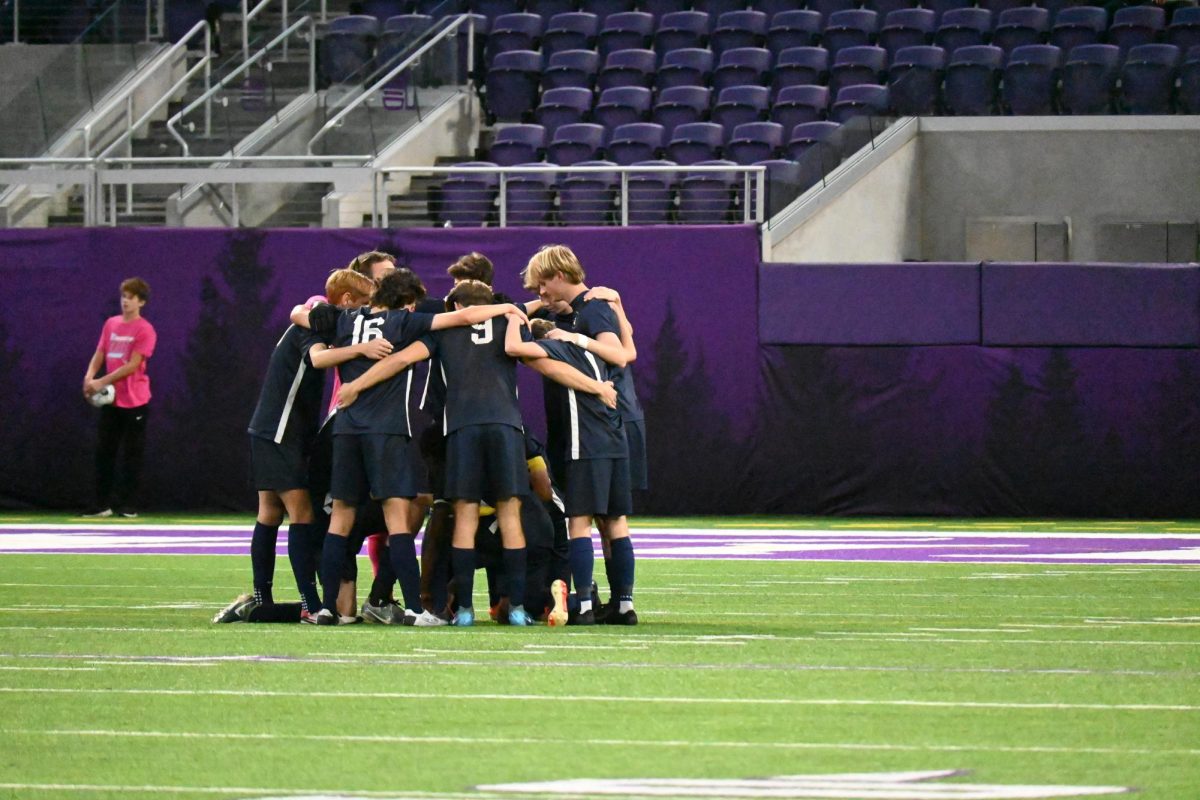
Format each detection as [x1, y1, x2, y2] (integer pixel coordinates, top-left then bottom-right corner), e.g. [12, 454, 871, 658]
[485, 41, 1200, 118]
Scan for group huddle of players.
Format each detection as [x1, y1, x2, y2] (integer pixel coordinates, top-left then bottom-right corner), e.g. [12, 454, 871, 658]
[213, 244, 644, 627]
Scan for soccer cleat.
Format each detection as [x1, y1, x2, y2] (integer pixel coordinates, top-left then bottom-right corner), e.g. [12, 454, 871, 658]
[212, 593, 258, 623]
[338, 614, 363, 625]
[489, 596, 511, 624]
[453, 608, 475, 627]
[118, 509, 138, 519]
[413, 609, 449, 627]
[82, 508, 113, 518]
[361, 600, 403, 625]
[604, 607, 639, 626]
[303, 608, 338, 626]
[568, 608, 595, 626]
[508, 606, 531, 626]
[547, 580, 568, 628]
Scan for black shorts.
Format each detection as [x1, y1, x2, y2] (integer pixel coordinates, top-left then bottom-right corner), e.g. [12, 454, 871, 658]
[250, 435, 308, 492]
[445, 424, 527, 502]
[624, 418, 648, 492]
[331, 433, 422, 503]
[564, 457, 632, 518]
[419, 424, 447, 499]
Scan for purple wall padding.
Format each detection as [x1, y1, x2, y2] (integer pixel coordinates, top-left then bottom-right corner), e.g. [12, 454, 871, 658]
[758, 262, 982, 345]
[982, 262, 1200, 347]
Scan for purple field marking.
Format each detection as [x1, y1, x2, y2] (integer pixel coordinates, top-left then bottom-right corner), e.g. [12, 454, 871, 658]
[1, 525, 1198, 563]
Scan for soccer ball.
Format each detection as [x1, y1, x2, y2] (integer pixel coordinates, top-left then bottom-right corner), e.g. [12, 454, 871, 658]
[88, 385, 115, 408]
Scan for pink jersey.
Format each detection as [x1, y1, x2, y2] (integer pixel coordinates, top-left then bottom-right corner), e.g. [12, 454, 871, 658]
[96, 315, 157, 408]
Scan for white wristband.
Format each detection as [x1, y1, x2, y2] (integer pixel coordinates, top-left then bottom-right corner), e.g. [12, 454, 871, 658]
[576, 333, 588, 350]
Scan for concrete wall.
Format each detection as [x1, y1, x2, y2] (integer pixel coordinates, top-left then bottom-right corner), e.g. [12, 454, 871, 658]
[918, 117, 1200, 263]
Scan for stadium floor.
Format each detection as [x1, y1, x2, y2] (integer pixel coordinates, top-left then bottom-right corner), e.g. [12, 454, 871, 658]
[0, 514, 1196, 799]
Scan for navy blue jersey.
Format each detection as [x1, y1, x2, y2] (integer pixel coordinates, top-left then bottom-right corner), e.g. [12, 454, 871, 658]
[333, 307, 435, 435]
[558, 295, 645, 423]
[247, 324, 327, 444]
[421, 316, 522, 435]
[537, 339, 626, 461]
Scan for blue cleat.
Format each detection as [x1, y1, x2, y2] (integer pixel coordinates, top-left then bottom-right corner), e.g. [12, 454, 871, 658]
[508, 606, 531, 626]
[453, 608, 475, 627]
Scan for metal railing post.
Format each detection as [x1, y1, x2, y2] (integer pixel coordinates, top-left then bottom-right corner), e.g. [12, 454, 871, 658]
[754, 166, 765, 225]
[232, 185, 239, 226]
[619, 171, 628, 226]
[381, 171, 389, 228]
[282, 0, 289, 59]
[467, 16, 475, 81]
[308, 17, 316, 93]
[498, 172, 507, 227]
[12, 0, 18, 43]
[205, 26, 213, 138]
[242, 0, 250, 62]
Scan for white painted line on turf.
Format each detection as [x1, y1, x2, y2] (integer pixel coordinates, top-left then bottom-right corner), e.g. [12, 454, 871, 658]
[0, 782, 476, 798]
[5, 729, 1197, 758]
[0, 687, 1195, 711]
[0, 666, 99, 672]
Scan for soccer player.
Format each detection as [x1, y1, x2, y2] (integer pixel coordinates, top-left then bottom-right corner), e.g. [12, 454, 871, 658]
[504, 314, 634, 625]
[295, 269, 517, 626]
[82, 277, 158, 519]
[521, 245, 643, 624]
[214, 268, 379, 624]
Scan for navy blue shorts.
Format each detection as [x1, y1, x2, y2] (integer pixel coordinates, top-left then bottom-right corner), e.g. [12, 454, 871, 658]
[624, 418, 648, 491]
[331, 433, 422, 503]
[564, 457, 632, 518]
[445, 424, 527, 502]
[250, 435, 308, 492]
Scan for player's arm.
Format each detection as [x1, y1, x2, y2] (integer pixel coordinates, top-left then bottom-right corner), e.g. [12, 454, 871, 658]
[290, 302, 340, 333]
[307, 338, 393, 369]
[587, 287, 637, 364]
[87, 351, 145, 395]
[544, 328, 628, 369]
[430, 303, 528, 331]
[524, 298, 544, 316]
[527, 456, 553, 503]
[503, 314, 548, 360]
[337, 340, 432, 408]
[82, 349, 105, 397]
[525, 358, 619, 410]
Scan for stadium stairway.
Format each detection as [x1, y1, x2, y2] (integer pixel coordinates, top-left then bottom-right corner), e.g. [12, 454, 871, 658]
[368, 154, 481, 227]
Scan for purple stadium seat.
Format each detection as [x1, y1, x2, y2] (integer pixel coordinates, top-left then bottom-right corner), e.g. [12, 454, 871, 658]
[694, 0, 748, 22]
[878, 7, 937, 57]
[823, 9, 880, 56]
[784, 119, 844, 165]
[1001, 43, 1061, 113]
[666, 121, 726, 163]
[711, 85, 771, 138]
[1060, 42, 1120, 113]
[489, 124, 548, 165]
[654, 11, 712, 53]
[606, 121, 668, 163]
[501, 163, 557, 224]
[656, 47, 716, 89]
[640, 0, 690, 22]
[1178, 44, 1200, 112]
[377, 15, 436, 67]
[580, 0, 637, 23]
[767, 10, 823, 55]
[712, 46, 773, 91]
[364, 0, 410, 22]
[1166, 7, 1200, 53]
[1048, 5, 1106, 52]
[652, 85, 713, 137]
[1120, 42, 1181, 113]
[542, 48, 601, 89]
[487, 13, 546, 61]
[725, 121, 785, 163]
[593, 85, 654, 129]
[888, 44, 945, 114]
[771, 84, 831, 129]
[597, 11, 655, 55]
[991, 6, 1049, 55]
[828, 45, 889, 96]
[547, 121, 608, 163]
[867, 0, 920, 17]
[830, 82, 891, 121]
[807, 0, 858, 22]
[597, 47, 657, 90]
[772, 46, 831, 94]
[536, 86, 595, 137]
[711, 9, 770, 53]
[439, 162, 499, 226]
[527, 0, 579, 18]
[485, 50, 543, 121]
[473, 0, 523, 23]
[678, 159, 740, 222]
[942, 43, 1004, 114]
[557, 160, 618, 223]
[625, 159, 678, 223]
[935, 7, 993, 53]
[542, 12, 600, 58]
[976, 0, 1029, 17]
[1109, 5, 1166, 57]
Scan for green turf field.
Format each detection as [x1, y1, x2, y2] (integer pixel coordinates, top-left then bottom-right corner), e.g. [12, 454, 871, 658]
[0, 518, 1197, 799]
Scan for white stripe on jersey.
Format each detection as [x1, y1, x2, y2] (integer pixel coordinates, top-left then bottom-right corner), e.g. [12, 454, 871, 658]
[405, 370, 414, 438]
[551, 488, 566, 515]
[440, 362, 449, 436]
[273, 360, 307, 444]
[567, 351, 605, 460]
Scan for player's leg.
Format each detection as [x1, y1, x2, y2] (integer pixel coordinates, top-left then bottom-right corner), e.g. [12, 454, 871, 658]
[312, 434, 364, 625]
[381, 495, 424, 621]
[111, 405, 148, 516]
[91, 404, 122, 514]
[278, 487, 323, 617]
[251, 490, 284, 606]
[450, 499, 481, 626]
[494, 496, 530, 625]
[600, 456, 637, 625]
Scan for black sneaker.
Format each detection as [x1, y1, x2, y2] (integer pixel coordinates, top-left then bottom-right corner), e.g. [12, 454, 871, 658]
[568, 608, 595, 626]
[604, 607, 639, 626]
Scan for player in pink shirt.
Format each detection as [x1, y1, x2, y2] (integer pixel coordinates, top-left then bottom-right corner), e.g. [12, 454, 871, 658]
[82, 277, 157, 518]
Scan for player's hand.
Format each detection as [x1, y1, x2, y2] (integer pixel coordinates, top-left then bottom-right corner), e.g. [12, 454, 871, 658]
[360, 339, 394, 360]
[83, 379, 103, 397]
[599, 380, 618, 409]
[584, 286, 620, 304]
[544, 328, 573, 342]
[337, 383, 360, 409]
[506, 304, 529, 325]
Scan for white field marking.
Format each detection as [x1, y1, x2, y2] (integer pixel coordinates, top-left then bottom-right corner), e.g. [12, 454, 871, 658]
[519, 643, 651, 651]
[943, 549, 1200, 562]
[0, 687, 1195, 711]
[0, 783, 480, 799]
[481, 772, 1133, 799]
[84, 661, 216, 668]
[6, 729, 1199, 758]
[0, 666, 99, 672]
[808, 633, 1200, 647]
[910, 629, 1033, 634]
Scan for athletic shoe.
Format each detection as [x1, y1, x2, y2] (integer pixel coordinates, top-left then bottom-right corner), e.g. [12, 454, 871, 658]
[508, 606, 531, 626]
[453, 608, 475, 627]
[338, 614, 363, 625]
[117, 509, 138, 519]
[82, 508, 113, 518]
[302, 608, 338, 626]
[413, 610, 448, 627]
[604, 607, 639, 626]
[547, 580, 568, 628]
[568, 608, 595, 626]
[489, 596, 511, 624]
[361, 600, 403, 625]
[212, 593, 258, 624]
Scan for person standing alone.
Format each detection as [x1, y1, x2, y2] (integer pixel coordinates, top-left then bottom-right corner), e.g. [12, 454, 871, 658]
[82, 277, 157, 518]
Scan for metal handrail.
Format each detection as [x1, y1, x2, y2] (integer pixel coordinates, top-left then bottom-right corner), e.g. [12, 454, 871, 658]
[241, 0, 283, 61]
[166, 14, 315, 157]
[81, 20, 211, 157]
[306, 14, 471, 156]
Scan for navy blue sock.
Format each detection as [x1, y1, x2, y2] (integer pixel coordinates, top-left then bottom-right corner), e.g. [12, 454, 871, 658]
[452, 547, 476, 610]
[609, 536, 636, 603]
[318, 534, 347, 614]
[568, 537, 594, 606]
[389, 533, 423, 613]
[370, 541, 396, 605]
[503, 547, 527, 610]
[250, 522, 279, 605]
[286, 523, 322, 613]
[603, 554, 618, 601]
